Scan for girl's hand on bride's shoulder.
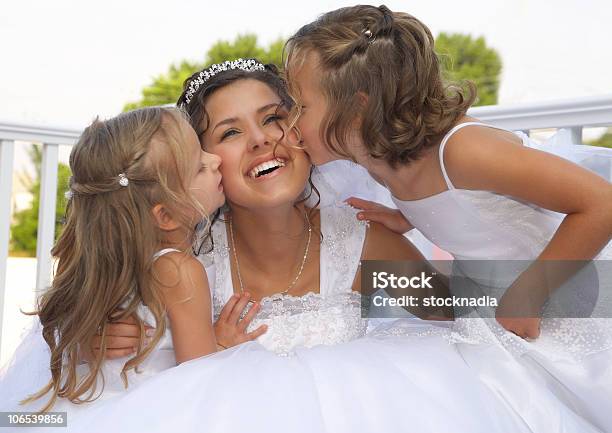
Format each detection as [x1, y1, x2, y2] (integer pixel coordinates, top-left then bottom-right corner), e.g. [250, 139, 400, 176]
[214, 293, 268, 349]
[345, 197, 413, 234]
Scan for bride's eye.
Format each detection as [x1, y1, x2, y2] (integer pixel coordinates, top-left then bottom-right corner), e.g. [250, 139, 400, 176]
[264, 114, 283, 125]
[220, 129, 239, 141]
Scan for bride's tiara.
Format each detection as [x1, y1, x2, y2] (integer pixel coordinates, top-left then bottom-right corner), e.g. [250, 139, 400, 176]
[183, 58, 266, 105]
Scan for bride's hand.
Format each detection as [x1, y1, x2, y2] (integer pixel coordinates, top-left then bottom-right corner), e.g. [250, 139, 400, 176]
[345, 197, 413, 234]
[214, 293, 268, 349]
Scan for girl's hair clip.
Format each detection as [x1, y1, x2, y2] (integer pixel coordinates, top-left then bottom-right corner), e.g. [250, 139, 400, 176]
[118, 173, 129, 187]
[363, 28, 375, 44]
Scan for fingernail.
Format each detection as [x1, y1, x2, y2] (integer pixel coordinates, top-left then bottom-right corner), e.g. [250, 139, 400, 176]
[357, 214, 364, 220]
[244, 292, 251, 297]
[145, 328, 156, 337]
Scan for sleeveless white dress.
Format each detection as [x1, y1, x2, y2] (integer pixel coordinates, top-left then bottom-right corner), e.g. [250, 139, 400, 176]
[388, 122, 612, 432]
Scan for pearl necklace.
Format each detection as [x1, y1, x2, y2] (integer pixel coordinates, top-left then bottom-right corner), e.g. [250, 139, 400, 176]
[229, 210, 312, 297]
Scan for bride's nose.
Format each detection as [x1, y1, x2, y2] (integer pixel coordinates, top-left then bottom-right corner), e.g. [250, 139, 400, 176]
[248, 125, 275, 151]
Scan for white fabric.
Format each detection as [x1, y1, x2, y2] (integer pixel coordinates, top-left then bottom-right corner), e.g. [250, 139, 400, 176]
[151, 247, 182, 260]
[389, 123, 612, 431]
[2, 161, 611, 432]
[393, 122, 612, 261]
[0, 249, 185, 413]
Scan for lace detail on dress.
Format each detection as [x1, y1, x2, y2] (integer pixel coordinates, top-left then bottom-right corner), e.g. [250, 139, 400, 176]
[206, 220, 231, 322]
[368, 315, 612, 362]
[201, 203, 370, 355]
[321, 202, 368, 297]
[245, 291, 367, 356]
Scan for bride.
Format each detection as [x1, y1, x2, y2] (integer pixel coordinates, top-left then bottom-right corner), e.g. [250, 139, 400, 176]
[2, 59, 609, 432]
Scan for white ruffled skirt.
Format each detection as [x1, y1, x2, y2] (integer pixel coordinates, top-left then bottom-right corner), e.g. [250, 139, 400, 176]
[3, 318, 610, 433]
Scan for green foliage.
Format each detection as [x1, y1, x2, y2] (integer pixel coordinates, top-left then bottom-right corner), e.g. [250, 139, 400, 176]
[125, 32, 502, 110]
[10, 145, 71, 256]
[124, 34, 285, 111]
[435, 32, 502, 106]
[586, 130, 612, 149]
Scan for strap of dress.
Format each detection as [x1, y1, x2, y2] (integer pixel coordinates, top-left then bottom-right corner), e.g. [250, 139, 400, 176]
[319, 203, 368, 297]
[153, 248, 182, 261]
[438, 121, 510, 189]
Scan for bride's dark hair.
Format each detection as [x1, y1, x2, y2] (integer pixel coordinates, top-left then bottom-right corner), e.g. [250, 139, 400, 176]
[178, 60, 322, 251]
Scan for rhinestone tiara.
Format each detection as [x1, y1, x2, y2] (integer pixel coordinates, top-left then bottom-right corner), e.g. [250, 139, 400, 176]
[183, 58, 266, 105]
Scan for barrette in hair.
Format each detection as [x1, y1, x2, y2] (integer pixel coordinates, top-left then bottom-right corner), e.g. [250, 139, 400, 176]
[363, 28, 375, 44]
[118, 173, 129, 187]
[183, 58, 266, 105]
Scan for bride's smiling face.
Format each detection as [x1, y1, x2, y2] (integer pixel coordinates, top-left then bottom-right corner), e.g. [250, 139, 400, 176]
[200, 78, 311, 209]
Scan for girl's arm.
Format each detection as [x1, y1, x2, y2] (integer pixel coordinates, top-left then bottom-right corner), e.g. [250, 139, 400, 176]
[89, 292, 264, 361]
[154, 252, 217, 363]
[445, 126, 612, 337]
[345, 197, 414, 233]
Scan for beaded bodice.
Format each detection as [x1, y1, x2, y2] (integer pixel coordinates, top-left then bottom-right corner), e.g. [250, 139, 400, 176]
[199, 203, 369, 355]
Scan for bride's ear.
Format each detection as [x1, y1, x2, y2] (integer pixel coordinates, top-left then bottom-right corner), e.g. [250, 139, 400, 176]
[152, 204, 180, 231]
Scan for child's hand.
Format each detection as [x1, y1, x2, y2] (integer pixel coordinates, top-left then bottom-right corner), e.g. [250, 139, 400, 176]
[90, 314, 153, 360]
[214, 293, 268, 349]
[345, 197, 413, 234]
[495, 316, 541, 340]
[495, 297, 541, 340]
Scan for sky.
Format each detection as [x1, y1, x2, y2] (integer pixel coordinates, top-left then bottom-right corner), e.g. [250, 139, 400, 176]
[1, 0, 611, 167]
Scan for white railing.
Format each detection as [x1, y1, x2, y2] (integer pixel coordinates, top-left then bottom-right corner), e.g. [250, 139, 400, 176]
[0, 122, 81, 353]
[469, 94, 612, 141]
[1, 94, 612, 353]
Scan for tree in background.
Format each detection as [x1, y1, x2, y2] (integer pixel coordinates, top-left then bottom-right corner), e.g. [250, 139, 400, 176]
[10, 145, 70, 256]
[435, 32, 502, 106]
[124, 34, 284, 111]
[587, 129, 612, 148]
[125, 32, 502, 110]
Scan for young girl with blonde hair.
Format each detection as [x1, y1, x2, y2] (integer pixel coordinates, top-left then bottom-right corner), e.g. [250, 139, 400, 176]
[0, 106, 264, 413]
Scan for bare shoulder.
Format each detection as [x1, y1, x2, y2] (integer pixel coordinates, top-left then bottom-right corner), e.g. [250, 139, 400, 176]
[362, 221, 424, 261]
[153, 252, 210, 304]
[444, 123, 523, 164]
[443, 123, 524, 190]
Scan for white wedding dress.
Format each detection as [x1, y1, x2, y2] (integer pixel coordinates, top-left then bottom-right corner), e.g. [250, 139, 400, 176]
[1, 150, 610, 432]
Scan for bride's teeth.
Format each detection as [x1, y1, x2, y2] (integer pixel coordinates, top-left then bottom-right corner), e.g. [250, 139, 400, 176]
[249, 158, 286, 178]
